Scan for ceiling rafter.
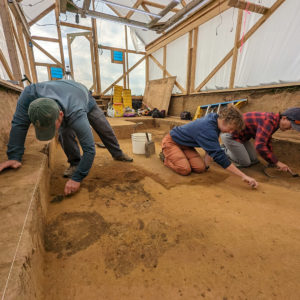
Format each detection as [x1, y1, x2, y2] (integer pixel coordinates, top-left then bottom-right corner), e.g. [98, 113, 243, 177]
[143, 1, 180, 13]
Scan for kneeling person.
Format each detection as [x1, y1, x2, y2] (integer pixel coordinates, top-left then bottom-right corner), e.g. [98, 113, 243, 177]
[161, 106, 258, 188]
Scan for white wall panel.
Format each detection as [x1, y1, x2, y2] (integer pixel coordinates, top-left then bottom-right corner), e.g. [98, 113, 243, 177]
[166, 33, 188, 89]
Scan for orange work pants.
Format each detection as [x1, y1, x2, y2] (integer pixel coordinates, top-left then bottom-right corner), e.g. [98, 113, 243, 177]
[161, 133, 205, 176]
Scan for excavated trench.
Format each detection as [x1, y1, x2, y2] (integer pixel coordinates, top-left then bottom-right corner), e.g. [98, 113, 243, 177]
[1, 117, 300, 300]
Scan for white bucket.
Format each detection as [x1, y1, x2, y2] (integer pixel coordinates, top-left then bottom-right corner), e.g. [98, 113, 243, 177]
[131, 133, 152, 154]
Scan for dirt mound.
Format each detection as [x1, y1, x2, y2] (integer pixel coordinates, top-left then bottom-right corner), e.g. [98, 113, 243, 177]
[44, 211, 108, 258]
[103, 219, 179, 278]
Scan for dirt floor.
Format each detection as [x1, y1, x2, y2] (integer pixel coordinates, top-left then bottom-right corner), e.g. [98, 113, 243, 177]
[42, 128, 300, 300]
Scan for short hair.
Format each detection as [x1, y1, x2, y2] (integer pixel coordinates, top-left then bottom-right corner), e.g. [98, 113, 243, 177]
[218, 106, 244, 131]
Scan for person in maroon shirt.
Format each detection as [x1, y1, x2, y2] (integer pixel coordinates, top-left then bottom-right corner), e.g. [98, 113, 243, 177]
[220, 108, 300, 172]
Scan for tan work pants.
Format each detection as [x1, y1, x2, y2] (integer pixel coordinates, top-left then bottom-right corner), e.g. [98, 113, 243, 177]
[162, 133, 205, 176]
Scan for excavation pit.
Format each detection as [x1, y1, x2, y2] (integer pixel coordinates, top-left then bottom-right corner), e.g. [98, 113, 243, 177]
[1, 115, 300, 300]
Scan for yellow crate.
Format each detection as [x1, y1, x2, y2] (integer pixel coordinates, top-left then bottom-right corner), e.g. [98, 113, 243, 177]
[113, 103, 124, 117]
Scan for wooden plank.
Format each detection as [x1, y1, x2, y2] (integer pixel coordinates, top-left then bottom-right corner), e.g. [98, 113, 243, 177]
[228, 0, 269, 14]
[146, 0, 229, 55]
[149, 54, 186, 93]
[55, 0, 65, 68]
[67, 35, 74, 78]
[28, 4, 55, 26]
[92, 17, 101, 95]
[35, 63, 61, 67]
[60, 0, 67, 13]
[229, 8, 243, 88]
[190, 27, 198, 92]
[88, 33, 97, 91]
[163, 46, 166, 78]
[0, 0, 22, 82]
[141, 3, 155, 20]
[99, 44, 145, 55]
[186, 30, 193, 94]
[10, 0, 30, 37]
[15, 18, 31, 81]
[125, 25, 129, 89]
[143, 1, 180, 13]
[0, 48, 14, 80]
[25, 36, 37, 83]
[60, 21, 92, 31]
[125, 0, 143, 19]
[146, 55, 149, 84]
[101, 56, 145, 95]
[143, 77, 177, 114]
[0, 78, 23, 91]
[195, 0, 286, 92]
[31, 36, 60, 43]
[31, 40, 62, 66]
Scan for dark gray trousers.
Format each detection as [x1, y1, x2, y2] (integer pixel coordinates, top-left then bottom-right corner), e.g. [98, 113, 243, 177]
[58, 105, 123, 166]
[220, 133, 258, 167]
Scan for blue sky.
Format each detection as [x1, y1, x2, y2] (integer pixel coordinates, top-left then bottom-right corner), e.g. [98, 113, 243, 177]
[30, 3, 145, 95]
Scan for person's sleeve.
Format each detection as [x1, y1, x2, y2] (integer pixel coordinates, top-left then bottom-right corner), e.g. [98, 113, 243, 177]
[7, 100, 31, 161]
[195, 132, 231, 169]
[255, 120, 278, 164]
[70, 114, 96, 182]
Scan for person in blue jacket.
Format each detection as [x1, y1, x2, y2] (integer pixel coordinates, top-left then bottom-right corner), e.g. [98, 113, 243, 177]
[161, 106, 258, 188]
[0, 80, 132, 195]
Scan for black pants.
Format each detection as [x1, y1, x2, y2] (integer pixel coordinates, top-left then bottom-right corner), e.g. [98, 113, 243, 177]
[58, 105, 123, 166]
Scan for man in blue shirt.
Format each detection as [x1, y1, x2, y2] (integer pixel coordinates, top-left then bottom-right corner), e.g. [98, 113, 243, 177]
[0, 80, 132, 195]
[161, 106, 258, 188]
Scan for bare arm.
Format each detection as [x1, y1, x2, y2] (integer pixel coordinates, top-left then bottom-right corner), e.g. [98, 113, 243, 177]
[226, 163, 258, 188]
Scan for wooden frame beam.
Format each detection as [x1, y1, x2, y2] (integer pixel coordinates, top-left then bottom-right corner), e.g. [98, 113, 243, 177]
[99, 45, 145, 55]
[31, 36, 60, 43]
[0, 0, 22, 82]
[229, 8, 243, 88]
[146, 0, 229, 55]
[228, 0, 269, 14]
[28, 4, 55, 26]
[0, 48, 14, 80]
[125, 0, 143, 19]
[189, 27, 198, 93]
[31, 40, 62, 66]
[60, 21, 92, 31]
[143, 1, 180, 13]
[195, 0, 286, 92]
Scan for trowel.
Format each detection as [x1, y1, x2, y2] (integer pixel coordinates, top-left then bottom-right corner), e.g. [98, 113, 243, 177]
[145, 132, 155, 158]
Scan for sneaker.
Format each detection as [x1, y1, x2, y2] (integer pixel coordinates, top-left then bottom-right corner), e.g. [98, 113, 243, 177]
[114, 153, 133, 162]
[63, 165, 77, 178]
[159, 151, 165, 163]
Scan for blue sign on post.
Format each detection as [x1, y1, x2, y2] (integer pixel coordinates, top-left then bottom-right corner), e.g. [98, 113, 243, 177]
[50, 67, 63, 79]
[112, 51, 123, 63]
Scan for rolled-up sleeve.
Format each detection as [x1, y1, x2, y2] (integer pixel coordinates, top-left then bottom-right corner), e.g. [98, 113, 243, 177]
[69, 114, 96, 182]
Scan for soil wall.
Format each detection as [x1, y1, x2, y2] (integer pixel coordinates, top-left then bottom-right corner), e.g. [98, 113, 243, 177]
[169, 86, 300, 116]
[0, 85, 21, 151]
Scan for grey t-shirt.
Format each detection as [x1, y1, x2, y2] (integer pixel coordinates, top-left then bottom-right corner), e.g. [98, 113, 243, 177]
[7, 80, 97, 182]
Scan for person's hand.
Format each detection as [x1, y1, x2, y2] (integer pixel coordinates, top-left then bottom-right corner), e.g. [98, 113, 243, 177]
[64, 179, 81, 195]
[242, 175, 258, 188]
[0, 160, 22, 172]
[276, 161, 291, 172]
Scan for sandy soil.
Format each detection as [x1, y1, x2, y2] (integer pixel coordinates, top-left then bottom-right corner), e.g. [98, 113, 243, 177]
[42, 132, 300, 300]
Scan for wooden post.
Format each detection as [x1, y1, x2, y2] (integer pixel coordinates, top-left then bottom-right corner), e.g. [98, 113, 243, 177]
[55, 0, 65, 71]
[190, 27, 198, 93]
[0, 0, 22, 83]
[125, 26, 129, 89]
[25, 36, 37, 83]
[67, 35, 75, 78]
[229, 9, 243, 89]
[146, 55, 149, 84]
[186, 30, 193, 94]
[92, 17, 101, 95]
[163, 46, 167, 78]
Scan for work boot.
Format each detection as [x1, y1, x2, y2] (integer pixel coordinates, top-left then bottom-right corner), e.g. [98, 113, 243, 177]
[114, 153, 133, 162]
[63, 165, 77, 178]
[159, 151, 165, 163]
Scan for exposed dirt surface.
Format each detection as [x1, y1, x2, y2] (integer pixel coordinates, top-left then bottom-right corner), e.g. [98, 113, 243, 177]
[42, 130, 300, 300]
